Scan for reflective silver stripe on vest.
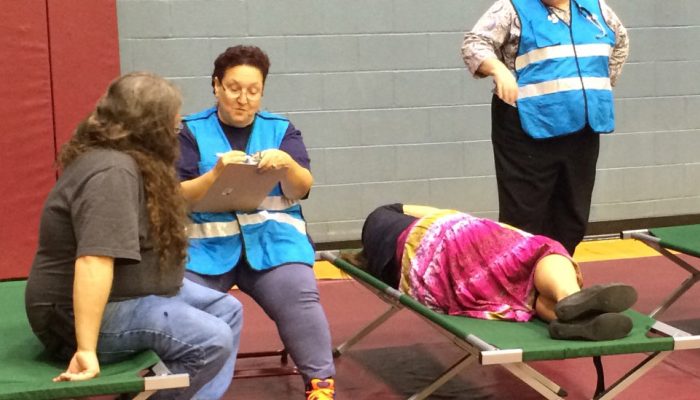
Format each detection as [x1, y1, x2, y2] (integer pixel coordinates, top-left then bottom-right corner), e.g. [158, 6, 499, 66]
[259, 196, 298, 211]
[515, 43, 613, 71]
[238, 211, 307, 235]
[187, 220, 241, 239]
[518, 76, 611, 100]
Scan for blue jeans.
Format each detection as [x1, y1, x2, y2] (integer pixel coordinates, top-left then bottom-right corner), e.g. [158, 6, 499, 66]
[97, 279, 243, 400]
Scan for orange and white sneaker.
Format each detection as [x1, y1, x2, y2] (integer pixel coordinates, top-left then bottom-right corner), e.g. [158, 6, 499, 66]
[306, 378, 335, 400]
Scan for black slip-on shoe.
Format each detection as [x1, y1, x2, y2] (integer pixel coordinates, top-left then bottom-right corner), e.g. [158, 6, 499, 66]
[555, 283, 638, 322]
[548, 312, 633, 341]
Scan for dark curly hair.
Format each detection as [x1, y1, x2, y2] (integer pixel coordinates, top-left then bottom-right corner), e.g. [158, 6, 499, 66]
[59, 72, 188, 272]
[211, 45, 271, 93]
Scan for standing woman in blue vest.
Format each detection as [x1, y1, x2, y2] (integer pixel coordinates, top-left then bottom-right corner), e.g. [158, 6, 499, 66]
[177, 45, 336, 400]
[461, 0, 629, 255]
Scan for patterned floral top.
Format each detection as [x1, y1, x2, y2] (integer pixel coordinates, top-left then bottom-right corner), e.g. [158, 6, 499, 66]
[461, 0, 629, 86]
[397, 210, 579, 321]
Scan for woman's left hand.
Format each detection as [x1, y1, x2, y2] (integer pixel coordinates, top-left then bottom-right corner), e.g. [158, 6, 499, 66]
[257, 149, 293, 173]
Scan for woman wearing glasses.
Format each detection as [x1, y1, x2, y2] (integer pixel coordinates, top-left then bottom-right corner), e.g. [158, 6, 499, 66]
[461, 0, 629, 256]
[177, 45, 335, 400]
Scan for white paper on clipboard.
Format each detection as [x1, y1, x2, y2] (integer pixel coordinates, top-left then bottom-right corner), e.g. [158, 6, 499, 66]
[191, 163, 285, 212]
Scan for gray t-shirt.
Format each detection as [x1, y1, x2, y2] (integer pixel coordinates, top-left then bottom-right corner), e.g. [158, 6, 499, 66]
[25, 149, 183, 347]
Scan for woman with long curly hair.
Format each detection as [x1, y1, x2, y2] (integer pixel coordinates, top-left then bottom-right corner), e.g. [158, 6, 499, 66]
[25, 72, 242, 400]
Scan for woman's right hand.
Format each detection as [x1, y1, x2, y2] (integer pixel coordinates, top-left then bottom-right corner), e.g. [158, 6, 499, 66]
[492, 66, 518, 106]
[181, 150, 249, 203]
[217, 150, 249, 165]
[478, 58, 519, 106]
[213, 150, 249, 176]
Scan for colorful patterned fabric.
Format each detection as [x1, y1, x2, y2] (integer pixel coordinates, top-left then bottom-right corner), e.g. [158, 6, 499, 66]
[399, 210, 574, 321]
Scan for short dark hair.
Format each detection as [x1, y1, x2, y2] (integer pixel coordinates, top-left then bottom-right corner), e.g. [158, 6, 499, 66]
[211, 45, 271, 93]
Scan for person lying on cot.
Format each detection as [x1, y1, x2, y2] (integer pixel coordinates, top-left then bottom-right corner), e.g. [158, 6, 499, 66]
[342, 203, 638, 341]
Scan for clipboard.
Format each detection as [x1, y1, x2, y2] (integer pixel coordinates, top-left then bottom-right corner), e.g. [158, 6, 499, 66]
[191, 163, 285, 212]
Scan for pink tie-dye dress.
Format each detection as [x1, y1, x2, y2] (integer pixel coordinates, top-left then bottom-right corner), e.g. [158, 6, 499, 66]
[397, 210, 576, 322]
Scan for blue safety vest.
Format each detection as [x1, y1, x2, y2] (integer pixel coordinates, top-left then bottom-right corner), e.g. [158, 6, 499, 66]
[512, 0, 616, 139]
[183, 107, 315, 274]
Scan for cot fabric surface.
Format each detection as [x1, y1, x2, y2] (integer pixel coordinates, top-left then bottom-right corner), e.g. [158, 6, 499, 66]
[330, 253, 668, 357]
[322, 251, 700, 400]
[649, 225, 700, 257]
[0, 280, 188, 400]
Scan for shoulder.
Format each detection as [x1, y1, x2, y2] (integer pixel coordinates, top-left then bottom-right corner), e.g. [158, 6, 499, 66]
[598, 0, 625, 28]
[183, 106, 217, 122]
[473, 0, 519, 32]
[67, 149, 139, 181]
[78, 149, 137, 170]
[490, 0, 517, 17]
[256, 110, 289, 123]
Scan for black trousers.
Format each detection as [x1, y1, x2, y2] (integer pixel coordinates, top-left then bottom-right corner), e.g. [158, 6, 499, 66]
[491, 95, 600, 255]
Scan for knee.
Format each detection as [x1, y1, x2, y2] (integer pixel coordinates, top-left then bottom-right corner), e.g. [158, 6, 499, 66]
[226, 297, 244, 334]
[273, 273, 321, 304]
[172, 319, 236, 376]
[210, 293, 244, 332]
[208, 321, 236, 362]
[276, 286, 321, 310]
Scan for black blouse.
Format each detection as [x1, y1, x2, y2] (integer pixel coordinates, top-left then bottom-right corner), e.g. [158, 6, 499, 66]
[360, 203, 417, 288]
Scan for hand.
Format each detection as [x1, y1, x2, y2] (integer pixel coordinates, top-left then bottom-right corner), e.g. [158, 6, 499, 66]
[212, 150, 249, 177]
[216, 150, 249, 166]
[53, 350, 100, 382]
[492, 67, 518, 106]
[256, 149, 293, 173]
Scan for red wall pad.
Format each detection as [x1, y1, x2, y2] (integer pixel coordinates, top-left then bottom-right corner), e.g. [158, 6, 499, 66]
[0, 1, 56, 279]
[48, 0, 120, 147]
[0, 1, 119, 279]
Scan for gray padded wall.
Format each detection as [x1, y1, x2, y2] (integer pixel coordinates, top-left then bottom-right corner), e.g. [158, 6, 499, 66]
[118, 0, 700, 243]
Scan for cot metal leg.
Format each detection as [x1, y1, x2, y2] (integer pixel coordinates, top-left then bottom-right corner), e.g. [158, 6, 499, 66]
[132, 361, 189, 399]
[135, 373, 190, 399]
[406, 353, 477, 400]
[648, 247, 700, 318]
[651, 273, 700, 319]
[503, 363, 567, 400]
[133, 390, 155, 400]
[334, 305, 401, 357]
[594, 351, 670, 400]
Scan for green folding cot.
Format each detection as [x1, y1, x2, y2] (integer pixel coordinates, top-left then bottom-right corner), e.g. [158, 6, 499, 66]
[320, 251, 700, 400]
[623, 224, 700, 318]
[0, 280, 189, 400]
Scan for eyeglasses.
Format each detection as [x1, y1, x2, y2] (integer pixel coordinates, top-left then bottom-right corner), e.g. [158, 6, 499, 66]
[220, 84, 262, 101]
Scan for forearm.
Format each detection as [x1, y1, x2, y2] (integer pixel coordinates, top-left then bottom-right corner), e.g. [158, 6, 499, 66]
[73, 256, 114, 352]
[602, 1, 629, 86]
[608, 24, 629, 86]
[280, 162, 313, 200]
[477, 57, 511, 78]
[180, 169, 220, 204]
